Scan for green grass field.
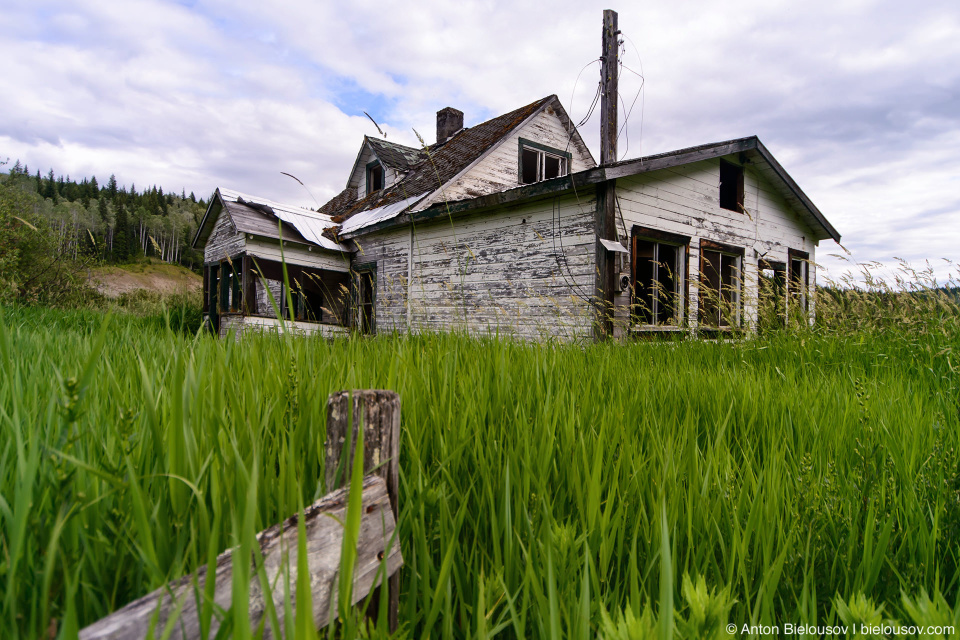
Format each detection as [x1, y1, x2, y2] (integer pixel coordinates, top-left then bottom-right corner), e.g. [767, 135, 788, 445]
[2, 298, 959, 638]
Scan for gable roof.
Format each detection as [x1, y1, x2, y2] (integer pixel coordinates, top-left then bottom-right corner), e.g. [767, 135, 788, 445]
[340, 136, 841, 243]
[192, 188, 347, 252]
[320, 94, 591, 236]
[604, 136, 841, 242]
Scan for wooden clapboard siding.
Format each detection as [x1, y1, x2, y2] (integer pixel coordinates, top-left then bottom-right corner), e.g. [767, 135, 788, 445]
[204, 207, 246, 264]
[418, 107, 595, 208]
[359, 193, 595, 339]
[246, 238, 351, 272]
[219, 314, 349, 338]
[612, 157, 818, 332]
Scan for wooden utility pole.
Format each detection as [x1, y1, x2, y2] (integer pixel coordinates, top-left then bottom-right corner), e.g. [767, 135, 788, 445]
[594, 9, 619, 340]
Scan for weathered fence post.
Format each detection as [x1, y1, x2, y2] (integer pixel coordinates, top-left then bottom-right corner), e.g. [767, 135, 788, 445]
[78, 389, 403, 640]
[325, 389, 401, 632]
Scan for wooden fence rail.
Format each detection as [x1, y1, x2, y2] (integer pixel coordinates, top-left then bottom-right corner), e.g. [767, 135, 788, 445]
[80, 390, 403, 639]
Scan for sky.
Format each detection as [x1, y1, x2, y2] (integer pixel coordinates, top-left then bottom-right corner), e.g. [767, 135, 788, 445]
[2, 0, 958, 281]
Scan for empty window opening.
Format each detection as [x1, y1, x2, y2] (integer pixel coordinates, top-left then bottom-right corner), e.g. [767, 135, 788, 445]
[699, 245, 743, 328]
[367, 161, 384, 194]
[354, 265, 376, 334]
[758, 260, 787, 329]
[719, 160, 744, 213]
[788, 249, 810, 321]
[632, 228, 689, 327]
[518, 138, 570, 185]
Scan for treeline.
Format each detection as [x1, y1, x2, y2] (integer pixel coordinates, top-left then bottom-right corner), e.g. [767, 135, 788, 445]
[2, 160, 208, 268]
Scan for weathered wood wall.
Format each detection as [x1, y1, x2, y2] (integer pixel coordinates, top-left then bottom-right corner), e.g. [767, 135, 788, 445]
[612, 157, 818, 334]
[204, 206, 246, 265]
[219, 314, 350, 338]
[359, 192, 596, 340]
[247, 238, 351, 273]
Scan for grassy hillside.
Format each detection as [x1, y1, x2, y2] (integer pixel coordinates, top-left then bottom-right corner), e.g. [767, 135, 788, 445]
[1, 303, 959, 638]
[88, 260, 202, 297]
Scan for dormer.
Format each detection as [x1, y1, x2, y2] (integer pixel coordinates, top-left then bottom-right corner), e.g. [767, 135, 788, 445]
[346, 136, 426, 200]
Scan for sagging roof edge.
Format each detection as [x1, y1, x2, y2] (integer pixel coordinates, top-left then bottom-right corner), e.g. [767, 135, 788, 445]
[341, 136, 841, 243]
[192, 188, 346, 253]
[191, 189, 223, 249]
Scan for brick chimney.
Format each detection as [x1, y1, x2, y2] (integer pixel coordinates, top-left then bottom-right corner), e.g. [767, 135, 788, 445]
[436, 107, 463, 143]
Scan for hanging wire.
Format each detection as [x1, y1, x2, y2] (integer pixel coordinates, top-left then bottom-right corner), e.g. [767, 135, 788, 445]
[618, 32, 647, 163]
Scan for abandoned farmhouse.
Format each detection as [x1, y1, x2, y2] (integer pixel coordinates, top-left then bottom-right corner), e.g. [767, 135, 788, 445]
[192, 91, 840, 340]
[192, 14, 840, 341]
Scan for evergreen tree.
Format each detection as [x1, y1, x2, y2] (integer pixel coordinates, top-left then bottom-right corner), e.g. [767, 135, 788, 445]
[98, 196, 109, 223]
[113, 202, 130, 262]
[35, 170, 41, 194]
[90, 176, 98, 198]
[45, 169, 56, 200]
[107, 174, 118, 200]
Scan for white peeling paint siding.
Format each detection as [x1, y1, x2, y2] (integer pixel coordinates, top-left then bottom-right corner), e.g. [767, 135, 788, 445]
[418, 107, 595, 208]
[612, 157, 819, 334]
[204, 208, 245, 264]
[246, 239, 351, 273]
[219, 314, 348, 338]
[358, 192, 597, 340]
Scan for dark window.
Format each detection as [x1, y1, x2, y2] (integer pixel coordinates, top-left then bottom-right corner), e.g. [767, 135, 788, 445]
[367, 162, 384, 194]
[632, 235, 686, 326]
[788, 249, 810, 321]
[289, 276, 325, 322]
[719, 160, 744, 212]
[354, 266, 376, 334]
[699, 245, 742, 327]
[521, 148, 539, 184]
[518, 139, 570, 185]
[758, 260, 787, 329]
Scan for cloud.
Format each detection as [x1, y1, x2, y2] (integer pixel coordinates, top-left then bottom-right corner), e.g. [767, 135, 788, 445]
[1, 0, 958, 280]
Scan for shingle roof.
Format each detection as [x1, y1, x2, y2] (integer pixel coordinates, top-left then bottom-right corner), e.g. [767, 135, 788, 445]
[366, 137, 426, 173]
[322, 95, 555, 230]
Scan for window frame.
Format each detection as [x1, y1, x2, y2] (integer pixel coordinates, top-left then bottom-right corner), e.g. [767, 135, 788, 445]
[787, 248, 810, 322]
[719, 160, 745, 213]
[518, 138, 571, 185]
[630, 225, 690, 329]
[758, 259, 787, 329]
[352, 261, 377, 335]
[366, 160, 384, 195]
[698, 239, 745, 329]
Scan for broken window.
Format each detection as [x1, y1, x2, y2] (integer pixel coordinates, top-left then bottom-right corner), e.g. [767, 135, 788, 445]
[699, 242, 743, 328]
[518, 138, 570, 185]
[788, 249, 810, 322]
[758, 259, 787, 329]
[719, 160, 744, 213]
[367, 161, 384, 195]
[631, 227, 688, 327]
[354, 264, 376, 334]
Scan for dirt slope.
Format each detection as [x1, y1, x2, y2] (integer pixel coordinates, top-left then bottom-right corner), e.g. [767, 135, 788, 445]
[89, 262, 202, 297]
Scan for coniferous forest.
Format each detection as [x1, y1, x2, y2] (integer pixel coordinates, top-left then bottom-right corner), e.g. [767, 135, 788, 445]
[0, 158, 207, 304]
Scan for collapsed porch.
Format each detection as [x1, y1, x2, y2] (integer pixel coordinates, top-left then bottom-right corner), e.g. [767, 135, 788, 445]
[203, 254, 352, 338]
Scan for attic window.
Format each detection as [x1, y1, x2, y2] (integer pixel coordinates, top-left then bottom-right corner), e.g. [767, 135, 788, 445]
[518, 138, 570, 185]
[366, 161, 384, 195]
[719, 160, 744, 212]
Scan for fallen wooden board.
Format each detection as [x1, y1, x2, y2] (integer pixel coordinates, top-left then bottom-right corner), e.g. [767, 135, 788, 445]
[79, 475, 402, 640]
